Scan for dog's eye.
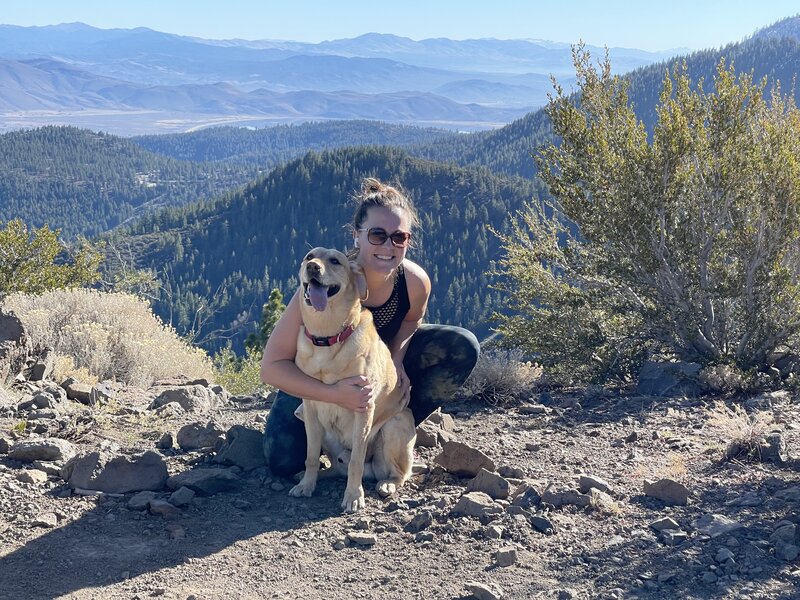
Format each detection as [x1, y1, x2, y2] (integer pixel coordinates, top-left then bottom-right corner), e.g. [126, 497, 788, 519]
[330, 258, 341, 265]
[305, 253, 313, 261]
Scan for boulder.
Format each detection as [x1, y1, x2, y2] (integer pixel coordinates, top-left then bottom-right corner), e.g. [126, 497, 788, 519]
[177, 421, 226, 451]
[466, 468, 510, 500]
[62, 380, 93, 405]
[636, 361, 702, 397]
[215, 425, 266, 470]
[644, 478, 690, 506]
[433, 441, 495, 477]
[453, 492, 503, 518]
[61, 450, 167, 493]
[150, 385, 220, 414]
[8, 438, 76, 463]
[29, 349, 55, 382]
[0, 310, 31, 384]
[166, 468, 240, 496]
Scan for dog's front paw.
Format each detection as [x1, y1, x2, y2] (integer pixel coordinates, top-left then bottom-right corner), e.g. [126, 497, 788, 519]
[341, 486, 365, 513]
[376, 480, 397, 497]
[289, 477, 316, 498]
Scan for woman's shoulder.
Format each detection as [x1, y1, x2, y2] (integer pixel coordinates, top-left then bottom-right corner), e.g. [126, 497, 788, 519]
[401, 259, 431, 300]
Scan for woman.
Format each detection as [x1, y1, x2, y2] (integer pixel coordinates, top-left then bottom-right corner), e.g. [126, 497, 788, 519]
[261, 178, 480, 477]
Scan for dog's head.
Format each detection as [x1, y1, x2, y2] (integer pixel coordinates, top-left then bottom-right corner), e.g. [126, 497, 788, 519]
[299, 247, 367, 314]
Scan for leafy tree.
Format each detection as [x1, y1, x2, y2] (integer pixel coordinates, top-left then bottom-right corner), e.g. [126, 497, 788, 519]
[494, 46, 800, 383]
[0, 219, 101, 300]
[245, 288, 286, 353]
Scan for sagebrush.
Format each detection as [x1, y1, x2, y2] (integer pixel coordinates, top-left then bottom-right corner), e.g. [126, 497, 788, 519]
[461, 348, 542, 405]
[3, 289, 212, 387]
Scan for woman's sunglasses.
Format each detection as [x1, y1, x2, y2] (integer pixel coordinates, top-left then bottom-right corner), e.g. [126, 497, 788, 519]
[358, 227, 412, 248]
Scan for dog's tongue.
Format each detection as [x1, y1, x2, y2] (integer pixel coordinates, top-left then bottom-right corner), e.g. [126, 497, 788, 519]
[308, 281, 328, 312]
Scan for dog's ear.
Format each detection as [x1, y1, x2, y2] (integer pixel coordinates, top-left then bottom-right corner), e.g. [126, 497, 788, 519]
[350, 261, 368, 302]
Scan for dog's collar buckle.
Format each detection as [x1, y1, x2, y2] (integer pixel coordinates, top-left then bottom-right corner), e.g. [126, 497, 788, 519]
[305, 324, 355, 347]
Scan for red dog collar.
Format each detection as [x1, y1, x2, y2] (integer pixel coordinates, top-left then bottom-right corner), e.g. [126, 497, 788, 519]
[304, 324, 355, 347]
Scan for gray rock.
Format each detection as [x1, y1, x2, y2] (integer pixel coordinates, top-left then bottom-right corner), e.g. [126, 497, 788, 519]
[177, 421, 225, 451]
[701, 571, 717, 584]
[530, 515, 555, 535]
[166, 468, 240, 496]
[8, 438, 76, 463]
[716, 548, 735, 563]
[498, 465, 525, 479]
[759, 432, 789, 464]
[0, 310, 31, 384]
[91, 381, 117, 406]
[414, 421, 441, 447]
[30, 512, 58, 528]
[769, 524, 796, 546]
[61, 450, 167, 493]
[150, 385, 220, 414]
[168, 486, 196, 507]
[495, 546, 517, 567]
[154, 402, 185, 418]
[62, 380, 93, 405]
[127, 491, 158, 511]
[776, 544, 799, 562]
[216, 425, 266, 470]
[347, 531, 377, 546]
[510, 480, 541, 509]
[29, 350, 54, 382]
[644, 478, 690, 505]
[692, 514, 743, 538]
[433, 441, 495, 477]
[541, 483, 592, 508]
[415, 409, 456, 448]
[16, 469, 48, 485]
[156, 432, 174, 450]
[775, 486, 800, 502]
[649, 517, 680, 532]
[636, 360, 702, 397]
[578, 474, 613, 495]
[405, 511, 433, 533]
[518, 403, 549, 415]
[464, 581, 503, 600]
[486, 525, 504, 539]
[0, 436, 10, 454]
[149, 499, 182, 517]
[466, 468, 510, 500]
[31, 459, 64, 476]
[587, 488, 616, 511]
[453, 492, 503, 518]
[661, 529, 689, 546]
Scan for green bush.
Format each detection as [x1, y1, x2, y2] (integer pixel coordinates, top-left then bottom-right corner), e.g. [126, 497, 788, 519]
[212, 345, 269, 397]
[495, 46, 800, 383]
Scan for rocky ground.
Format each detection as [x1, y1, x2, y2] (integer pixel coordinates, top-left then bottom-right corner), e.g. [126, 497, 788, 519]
[1, 374, 799, 600]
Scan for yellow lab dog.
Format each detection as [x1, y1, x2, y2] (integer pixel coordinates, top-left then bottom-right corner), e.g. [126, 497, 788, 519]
[289, 247, 416, 512]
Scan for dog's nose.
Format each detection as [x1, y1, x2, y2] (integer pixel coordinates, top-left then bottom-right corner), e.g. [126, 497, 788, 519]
[306, 261, 321, 275]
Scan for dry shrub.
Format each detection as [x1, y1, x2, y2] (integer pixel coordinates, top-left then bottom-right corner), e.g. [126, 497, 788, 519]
[698, 364, 745, 393]
[52, 354, 99, 385]
[706, 401, 775, 460]
[461, 348, 542, 405]
[3, 289, 212, 387]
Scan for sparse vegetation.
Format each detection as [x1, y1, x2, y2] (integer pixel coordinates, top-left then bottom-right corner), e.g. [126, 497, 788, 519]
[707, 400, 776, 461]
[3, 289, 212, 387]
[460, 348, 542, 405]
[212, 345, 268, 397]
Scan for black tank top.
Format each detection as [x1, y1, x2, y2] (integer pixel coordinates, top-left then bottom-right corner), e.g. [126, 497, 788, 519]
[366, 264, 410, 344]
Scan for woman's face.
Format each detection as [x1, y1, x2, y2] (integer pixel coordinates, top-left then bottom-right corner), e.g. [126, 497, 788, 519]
[354, 206, 411, 276]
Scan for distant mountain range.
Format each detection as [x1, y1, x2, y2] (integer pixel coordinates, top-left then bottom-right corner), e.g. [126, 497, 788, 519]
[0, 23, 682, 134]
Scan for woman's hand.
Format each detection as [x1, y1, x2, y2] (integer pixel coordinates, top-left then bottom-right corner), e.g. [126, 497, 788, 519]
[330, 375, 374, 412]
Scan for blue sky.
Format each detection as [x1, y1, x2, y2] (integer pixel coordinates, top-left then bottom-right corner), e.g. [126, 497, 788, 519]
[2, 1, 798, 51]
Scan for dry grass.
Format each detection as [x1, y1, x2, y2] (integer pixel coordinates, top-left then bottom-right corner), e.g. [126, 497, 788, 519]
[461, 348, 542, 405]
[706, 401, 776, 461]
[3, 289, 212, 388]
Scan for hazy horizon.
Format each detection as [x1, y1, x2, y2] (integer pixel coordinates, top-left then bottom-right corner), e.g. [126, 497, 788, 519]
[1, 0, 798, 52]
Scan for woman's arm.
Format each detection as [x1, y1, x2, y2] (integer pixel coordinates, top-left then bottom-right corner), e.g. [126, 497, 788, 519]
[387, 260, 431, 403]
[260, 289, 373, 412]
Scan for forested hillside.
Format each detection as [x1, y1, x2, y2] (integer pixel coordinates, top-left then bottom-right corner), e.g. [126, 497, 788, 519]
[131, 121, 454, 164]
[0, 126, 258, 238]
[113, 146, 541, 350]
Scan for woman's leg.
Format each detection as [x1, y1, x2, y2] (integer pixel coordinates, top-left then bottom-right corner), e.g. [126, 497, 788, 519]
[262, 391, 306, 477]
[403, 324, 480, 425]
